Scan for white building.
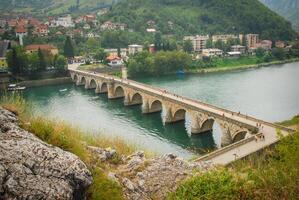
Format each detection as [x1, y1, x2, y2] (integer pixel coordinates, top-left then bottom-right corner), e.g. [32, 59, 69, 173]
[202, 48, 223, 57]
[212, 34, 238, 43]
[231, 45, 246, 54]
[184, 35, 209, 52]
[128, 45, 143, 55]
[50, 15, 75, 28]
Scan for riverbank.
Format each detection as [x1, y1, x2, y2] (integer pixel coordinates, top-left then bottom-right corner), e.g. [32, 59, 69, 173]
[186, 57, 299, 74]
[16, 77, 72, 88]
[0, 95, 213, 199]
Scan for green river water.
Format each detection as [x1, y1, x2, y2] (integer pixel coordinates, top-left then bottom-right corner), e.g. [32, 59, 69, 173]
[23, 62, 299, 158]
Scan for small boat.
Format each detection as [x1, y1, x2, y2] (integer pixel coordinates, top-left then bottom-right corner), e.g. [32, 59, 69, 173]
[7, 86, 26, 91]
[8, 84, 17, 88]
[16, 86, 26, 90]
[59, 89, 68, 92]
[176, 70, 185, 75]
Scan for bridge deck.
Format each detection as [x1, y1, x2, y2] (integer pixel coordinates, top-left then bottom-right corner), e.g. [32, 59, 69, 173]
[70, 69, 295, 165]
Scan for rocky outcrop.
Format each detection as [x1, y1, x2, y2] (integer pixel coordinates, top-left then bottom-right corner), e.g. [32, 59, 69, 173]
[0, 108, 92, 200]
[89, 146, 213, 200]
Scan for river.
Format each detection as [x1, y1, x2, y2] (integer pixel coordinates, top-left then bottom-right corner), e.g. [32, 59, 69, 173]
[23, 62, 299, 158]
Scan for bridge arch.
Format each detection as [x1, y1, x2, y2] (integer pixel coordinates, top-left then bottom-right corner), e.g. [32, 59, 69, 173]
[201, 118, 215, 133]
[150, 100, 163, 113]
[173, 109, 187, 122]
[73, 74, 78, 83]
[100, 82, 108, 93]
[114, 86, 125, 98]
[80, 76, 87, 86]
[131, 93, 143, 105]
[232, 130, 248, 143]
[89, 79, 97, 89]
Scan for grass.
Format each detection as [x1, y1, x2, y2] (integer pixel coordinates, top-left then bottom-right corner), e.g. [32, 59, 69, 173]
[77, 63, 106, 71]
[0, 93, 150, 200]
[278, 115, 299, 127]
[169, 116, 299, 200]
[212, 56, 261, 68]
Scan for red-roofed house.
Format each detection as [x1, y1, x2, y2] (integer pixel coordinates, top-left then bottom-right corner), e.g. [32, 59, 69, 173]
[28, 18, 41, 27]
[36, 24, 49, 36]
[83, 15, 96, 22]
[15, 26, 28, 37]
[25, 44, 58, 55]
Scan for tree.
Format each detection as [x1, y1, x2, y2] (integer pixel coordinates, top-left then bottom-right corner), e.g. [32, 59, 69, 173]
[256, 48, 265, 58]
[54, 55, 67, 72]
[64, 36, 75, 58]
[154, 32, 162, 51]
[206, 39, 213, 48]
[6, 46, 27, 75]
[94, 48, 107, 62]
[38, 48, 47, 71]
[272, 48, 286, 60]
[183, 40, 193, 53]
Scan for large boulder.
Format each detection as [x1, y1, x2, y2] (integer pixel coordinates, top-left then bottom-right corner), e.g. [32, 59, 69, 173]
[0, 108, 92, 200]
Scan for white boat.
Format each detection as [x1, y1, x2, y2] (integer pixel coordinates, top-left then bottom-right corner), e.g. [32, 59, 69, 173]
[8, 84, 17, 88]
[59, 89, 68, 92]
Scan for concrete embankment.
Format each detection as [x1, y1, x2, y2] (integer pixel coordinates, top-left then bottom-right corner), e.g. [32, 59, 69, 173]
[16, 77, 72, 88]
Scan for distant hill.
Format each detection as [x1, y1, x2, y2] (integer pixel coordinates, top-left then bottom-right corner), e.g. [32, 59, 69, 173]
[105, 0, 297, 41]
[260, 0, 299, 32]
[0, 0, 116, 15]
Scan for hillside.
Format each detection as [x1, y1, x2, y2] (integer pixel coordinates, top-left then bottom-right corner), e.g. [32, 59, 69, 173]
[260, 0, 299, 32]
[0, 0, 116, 15]
[105, 0, 298, 40]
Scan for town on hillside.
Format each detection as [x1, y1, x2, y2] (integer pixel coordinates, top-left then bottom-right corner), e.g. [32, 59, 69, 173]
[1, 11, 299, 86]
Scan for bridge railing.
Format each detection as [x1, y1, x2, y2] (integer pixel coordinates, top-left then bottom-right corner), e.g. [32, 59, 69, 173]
[195, 133, 263, 163]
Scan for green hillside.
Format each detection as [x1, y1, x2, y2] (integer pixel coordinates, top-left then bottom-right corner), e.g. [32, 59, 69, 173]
[105, 0, 298, 40]
[0, 0, 115, 15]
[260, 0, 299, 32]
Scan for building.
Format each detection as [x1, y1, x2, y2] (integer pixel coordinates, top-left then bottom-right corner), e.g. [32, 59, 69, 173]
[202, 48, 223, 57]
[15, 25, 27, 37]
[275, 41, 285, 48]
[231, 45, 246, 54]
[100, 21, 126, 31]
[212, 34, 238, 43]
[184, 35, 209, 52]
[257, 40, 272, 50]
[104, 49, 118, 57]
[83, 15, 96, 22]
[146, 28, 156, 33]
[15, 26, 27, 46]
[107, 55, 123, 67]
[0, 40, 11, 68]
[83, 24, 91, 30]
[128, 45, 143, 55]
[149, 44, 155, 53]
[25, 44, 59, 56]
[246, 34, 259, 48]
[50, 15, 74, 28]
[35, 24, 49, 36]
[120, 48, 128, 58]
[227, 51, 241, 58]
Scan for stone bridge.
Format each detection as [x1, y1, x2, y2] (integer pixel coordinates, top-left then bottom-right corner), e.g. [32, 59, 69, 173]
[69, 69, 260, 147]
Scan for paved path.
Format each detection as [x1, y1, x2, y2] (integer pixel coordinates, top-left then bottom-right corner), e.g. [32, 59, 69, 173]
[70, 69, 296, 165]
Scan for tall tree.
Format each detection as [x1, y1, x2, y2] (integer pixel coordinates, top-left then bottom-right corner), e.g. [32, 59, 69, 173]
[38, 48, 47, 71]
[183, 40, 193, 53]
[64, 36, 75, 58]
